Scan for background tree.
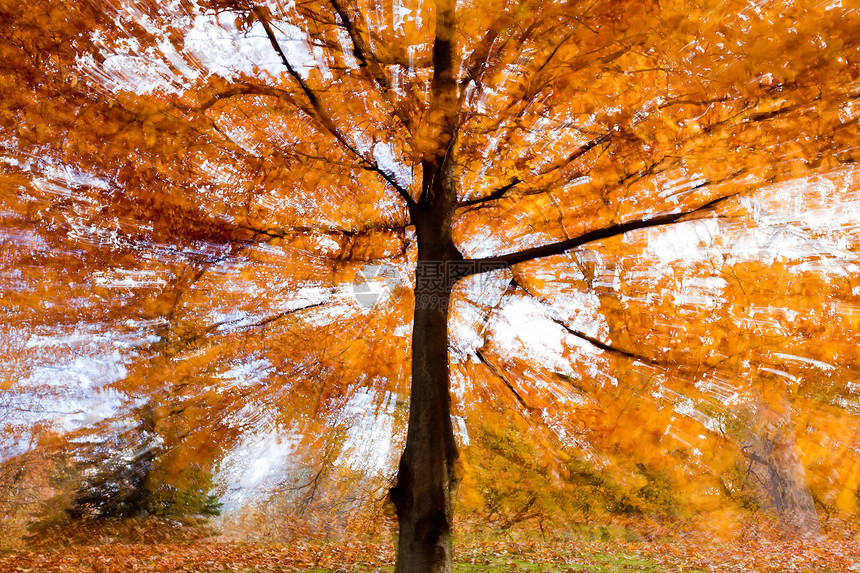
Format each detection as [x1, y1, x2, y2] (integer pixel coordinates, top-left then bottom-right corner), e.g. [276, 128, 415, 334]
[2, 0, 860, 571]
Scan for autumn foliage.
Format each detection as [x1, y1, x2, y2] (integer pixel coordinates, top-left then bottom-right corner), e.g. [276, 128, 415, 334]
[2, 0, 860, 569]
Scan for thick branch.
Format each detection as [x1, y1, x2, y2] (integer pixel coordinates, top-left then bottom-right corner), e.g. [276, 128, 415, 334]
[240, 222, 404, 236]
[466, 191, 735, 271]
[458, 177, 521, 208]
[239, 222, 411, 262]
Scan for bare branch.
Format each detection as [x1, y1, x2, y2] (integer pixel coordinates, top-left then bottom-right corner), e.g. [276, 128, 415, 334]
[239, 302, 328, 331]
[174, 301, 328, 349]
[458, 177, 522, 209]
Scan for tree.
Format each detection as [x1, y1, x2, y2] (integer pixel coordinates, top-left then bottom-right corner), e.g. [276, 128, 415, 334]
[2, 0, 860, 571]
[58, 432, 223, 522]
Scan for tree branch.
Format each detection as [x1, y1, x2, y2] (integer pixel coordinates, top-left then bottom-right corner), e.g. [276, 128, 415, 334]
[493, 277, 674, 369]
[238, 221, 412, 262]
[194, 83, 301, 112]
[475, 348, 537, 413]
[546, 316, 667, 368]
[252, 6, 416, 209]
[238, 221, 408, 239]
[456, 33, 629, 182]
[175, 301, 328, 348]
[458, 132, 611, 208]
[464, 191, 737, 271]
[327, 0, 414, 133]
[458, 177, 522, 208]
[240, 302, 328, 331]
[458, 85, 830, 210]
[456, 6, 520, 115]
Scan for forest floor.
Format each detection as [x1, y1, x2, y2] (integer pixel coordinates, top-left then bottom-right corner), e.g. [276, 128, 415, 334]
[2, 536, 860, 573]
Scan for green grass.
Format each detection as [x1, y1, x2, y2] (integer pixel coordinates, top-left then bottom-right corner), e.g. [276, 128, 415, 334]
[453, 552, 671, 572]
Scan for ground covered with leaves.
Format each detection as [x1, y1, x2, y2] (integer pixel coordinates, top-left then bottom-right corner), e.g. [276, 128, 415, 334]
[3, 536, 860, 573]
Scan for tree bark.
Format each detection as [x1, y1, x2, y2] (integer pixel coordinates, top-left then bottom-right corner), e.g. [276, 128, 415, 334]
[390, 275, 457, 573]
[389, 2, 462, 568]
[390, 155, 461, 573]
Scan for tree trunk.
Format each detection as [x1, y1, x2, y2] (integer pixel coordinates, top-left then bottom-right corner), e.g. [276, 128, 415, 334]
[746, 390, 821, 538]
[757, 430, 820, 537]
[390, 155, 461, 573]
[390, 276, 457, 573]
[391, 0, 461, 564]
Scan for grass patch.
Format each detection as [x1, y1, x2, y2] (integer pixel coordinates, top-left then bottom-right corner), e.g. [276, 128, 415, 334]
[453, 552, 679, 572]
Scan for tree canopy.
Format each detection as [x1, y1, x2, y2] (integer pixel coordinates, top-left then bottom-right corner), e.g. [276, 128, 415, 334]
[2, 0, 860, 570]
